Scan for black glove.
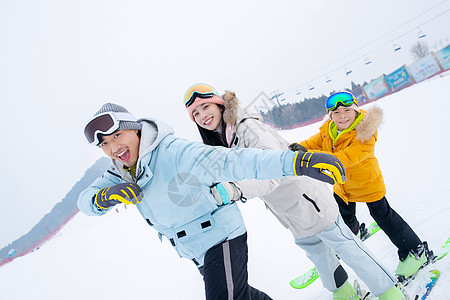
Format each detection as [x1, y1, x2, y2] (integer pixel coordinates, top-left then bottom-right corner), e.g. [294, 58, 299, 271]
[94, 183, 143, 210]
[293, 151, 346, 185]
[289, 142, 307, 152]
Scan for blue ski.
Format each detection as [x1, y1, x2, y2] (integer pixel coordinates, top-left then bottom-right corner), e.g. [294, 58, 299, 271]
[413, 269, 439, 300]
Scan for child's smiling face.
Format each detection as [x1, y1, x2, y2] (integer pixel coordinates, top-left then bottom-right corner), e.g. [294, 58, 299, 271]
[330, 106, 358, 131]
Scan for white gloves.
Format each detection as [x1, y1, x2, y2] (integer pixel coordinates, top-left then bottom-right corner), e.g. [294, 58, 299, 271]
[210, 182, 244, 205]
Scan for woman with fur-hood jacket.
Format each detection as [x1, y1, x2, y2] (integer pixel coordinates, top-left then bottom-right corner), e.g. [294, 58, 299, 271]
[202, 90, 340, 239]
[184, 84, 403, 299]
[298, 91, 430, 286]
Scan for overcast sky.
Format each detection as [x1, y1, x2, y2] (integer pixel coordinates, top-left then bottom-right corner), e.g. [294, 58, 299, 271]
[1, 0, 449, 246]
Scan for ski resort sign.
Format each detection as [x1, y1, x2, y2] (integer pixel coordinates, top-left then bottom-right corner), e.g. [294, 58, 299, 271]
[434, 45, 450, 71]
[363, 76, 390, 101]
[408, 53, 442, 83]
[384, 65, 415, 93]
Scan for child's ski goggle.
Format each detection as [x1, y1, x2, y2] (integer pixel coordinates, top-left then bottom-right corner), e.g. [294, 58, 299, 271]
[183, 83, 221, 107]
[325, 91, 358, 113]
[84, 112, 137, 145]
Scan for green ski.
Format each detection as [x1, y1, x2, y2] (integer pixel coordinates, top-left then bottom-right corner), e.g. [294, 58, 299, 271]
[435, 237, 450, 260]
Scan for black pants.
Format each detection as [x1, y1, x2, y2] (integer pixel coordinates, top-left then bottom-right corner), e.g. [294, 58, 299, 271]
[334, 193, 422, 260]
[199, 232, 273, 300]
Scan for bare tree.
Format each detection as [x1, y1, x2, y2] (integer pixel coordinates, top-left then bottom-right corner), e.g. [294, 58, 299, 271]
[410, 41, 430, 60]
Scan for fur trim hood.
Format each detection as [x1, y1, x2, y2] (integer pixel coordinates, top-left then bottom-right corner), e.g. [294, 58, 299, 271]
[355, 106, 383, 142]
[222, 91, 263, 125]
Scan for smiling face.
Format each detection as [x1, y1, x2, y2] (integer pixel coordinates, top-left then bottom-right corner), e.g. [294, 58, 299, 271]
[192, 102, 223, 131]
[98, 129, 140, 167]
[330, 106, 358, 131]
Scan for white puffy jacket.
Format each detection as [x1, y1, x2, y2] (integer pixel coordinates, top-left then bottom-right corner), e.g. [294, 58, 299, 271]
[222, 91, 339, 239]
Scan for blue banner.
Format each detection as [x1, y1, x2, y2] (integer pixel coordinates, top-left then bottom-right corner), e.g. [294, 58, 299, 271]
[384, 65, 415, 93]
[435, 44, 450, 70]
[363, 76, 390, 101]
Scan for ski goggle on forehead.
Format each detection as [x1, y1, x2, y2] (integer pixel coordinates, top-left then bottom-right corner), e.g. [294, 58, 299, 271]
[325, 91, 358, 113]
[184, 83, 221, 107]
[84, 112, 137, 145]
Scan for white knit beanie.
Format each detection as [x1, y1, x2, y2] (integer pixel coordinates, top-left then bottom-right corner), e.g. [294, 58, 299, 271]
[94, 103, 142, 131]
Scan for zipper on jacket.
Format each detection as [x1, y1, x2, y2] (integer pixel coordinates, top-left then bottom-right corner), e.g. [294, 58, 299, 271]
[107, 170, 122, 179]
[302, 193, 321, 213]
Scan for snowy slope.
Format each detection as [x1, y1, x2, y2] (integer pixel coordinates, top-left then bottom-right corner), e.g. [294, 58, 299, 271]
[1, 74, 449, 300]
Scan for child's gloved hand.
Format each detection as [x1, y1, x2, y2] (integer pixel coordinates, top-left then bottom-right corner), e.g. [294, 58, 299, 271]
[94, 183, 143, 210]
[289, 142, 307, 152]
[210, 182, 243, 205]
[293, 151, 346, 185]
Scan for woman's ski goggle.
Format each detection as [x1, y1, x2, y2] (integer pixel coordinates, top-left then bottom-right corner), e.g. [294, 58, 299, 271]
[84, 112, 138, 145]
[325, 91, 358, 113]
[183, 83, 221, 107]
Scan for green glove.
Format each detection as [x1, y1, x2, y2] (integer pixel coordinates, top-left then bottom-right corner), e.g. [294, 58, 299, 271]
[94, 183, 143, 210]
[289, 142, 307, 152]
[293, 151, 346, 185]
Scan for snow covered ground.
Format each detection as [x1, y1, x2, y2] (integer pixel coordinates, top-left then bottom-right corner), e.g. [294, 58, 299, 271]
[1, 73, 449, 299]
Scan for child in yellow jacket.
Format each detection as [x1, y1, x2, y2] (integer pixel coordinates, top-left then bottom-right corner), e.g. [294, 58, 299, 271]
[292, 91, 433, 282]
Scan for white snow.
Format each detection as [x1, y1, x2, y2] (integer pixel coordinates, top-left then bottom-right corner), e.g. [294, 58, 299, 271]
[1, 74, 449, 299]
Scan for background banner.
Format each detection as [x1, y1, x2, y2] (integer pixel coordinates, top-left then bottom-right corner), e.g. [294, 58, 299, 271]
[408, 53, 442, 82]
[384, 65, 415, 93]
[435, 45, 450, 70]
[352, 86, 370, 105]
[363, 76, 390, 101]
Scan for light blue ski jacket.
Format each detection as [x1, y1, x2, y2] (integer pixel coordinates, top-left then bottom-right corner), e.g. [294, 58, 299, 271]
[78, 118, 295, 266]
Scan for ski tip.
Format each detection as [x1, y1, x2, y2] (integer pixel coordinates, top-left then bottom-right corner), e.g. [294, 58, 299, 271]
[289, 270, 319, 289]
[413, 269, 440, 300]
[436, 237, 450, 260]
[289, 280, 311, 289]
[429, 269, 440, 277]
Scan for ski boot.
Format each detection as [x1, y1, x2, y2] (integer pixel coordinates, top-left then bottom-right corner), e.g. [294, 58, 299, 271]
[378, 284, 408, 300]
[396, 241, 435, 282]
[333, 281, 360, 300]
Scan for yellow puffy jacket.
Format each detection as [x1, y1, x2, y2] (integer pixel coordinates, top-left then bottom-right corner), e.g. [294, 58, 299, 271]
[300, 106, 386, 203]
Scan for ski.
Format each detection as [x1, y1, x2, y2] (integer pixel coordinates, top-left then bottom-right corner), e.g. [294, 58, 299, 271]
[289, 267, 319, 289]
[290, 221, 380, 289]
[413, 269, 440, 300]
[435, 237, 450, 260]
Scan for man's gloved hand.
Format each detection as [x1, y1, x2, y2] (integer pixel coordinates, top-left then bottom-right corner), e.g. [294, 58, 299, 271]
[289, 142, 307, 152]
[293, 151, 346, 185]
[94, 183, 143, 210]
[210, 182, 243, 205]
